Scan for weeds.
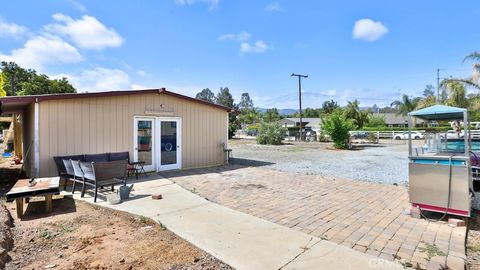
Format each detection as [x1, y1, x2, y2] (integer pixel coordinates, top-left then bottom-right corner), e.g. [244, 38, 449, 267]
[139, 215, 149, 224]
[157, 220, 167, 231]
[418, 243, 446, 260]
[467, 244, 480, 253]
[39, 229, 54, 240]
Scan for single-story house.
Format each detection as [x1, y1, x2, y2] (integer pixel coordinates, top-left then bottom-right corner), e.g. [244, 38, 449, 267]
[374, 113, 425, 128]
[278, 118, 321, 133]
[0, 88, 234, 178]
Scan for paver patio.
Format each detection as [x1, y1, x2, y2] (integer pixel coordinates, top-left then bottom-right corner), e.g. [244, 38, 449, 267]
[161, 165, 467, 270]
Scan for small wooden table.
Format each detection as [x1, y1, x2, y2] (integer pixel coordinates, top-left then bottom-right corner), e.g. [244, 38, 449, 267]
[6, 177, 60, 218]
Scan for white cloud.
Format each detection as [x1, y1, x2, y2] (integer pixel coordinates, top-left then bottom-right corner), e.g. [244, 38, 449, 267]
[240, 40, 269, 54]
[326, 90, 337, 96]
[352, 18, 388, 42]
[67, 67, 132, 91]
[68, 0, 87, 13]
[0, 35, 82, 70]
[0, 19, 27, 38]
[218, 31, 270, 54]
[265, 2, 282, 12]
[131, 83, 148, 90]
[218, 31, 250, 41]
[45, 13, 123, 50]
[174, 0, 219, 10]
[137, 69, 151, 77]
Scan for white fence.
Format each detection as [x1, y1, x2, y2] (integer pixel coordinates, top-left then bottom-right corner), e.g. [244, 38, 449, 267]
[350, 130, 480, 139]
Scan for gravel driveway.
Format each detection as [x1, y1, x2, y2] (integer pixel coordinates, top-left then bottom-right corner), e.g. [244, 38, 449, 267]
[229, 140, 415, 185]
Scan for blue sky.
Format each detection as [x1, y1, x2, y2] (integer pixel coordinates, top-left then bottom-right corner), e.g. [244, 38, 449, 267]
[0, 0, 479, 108]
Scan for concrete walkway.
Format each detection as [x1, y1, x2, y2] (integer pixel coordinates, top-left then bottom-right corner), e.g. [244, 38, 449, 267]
[67, 177, 402, 270]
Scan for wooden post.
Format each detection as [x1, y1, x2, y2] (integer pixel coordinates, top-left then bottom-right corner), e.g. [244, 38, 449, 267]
[15, 198, 23, 218]
[13, 114, 23, 160]
[45, 195, 53, 213]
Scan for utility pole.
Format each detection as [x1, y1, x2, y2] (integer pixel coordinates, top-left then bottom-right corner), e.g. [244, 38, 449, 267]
[291, 73, 308, 141]
[436, 69, 441, 104]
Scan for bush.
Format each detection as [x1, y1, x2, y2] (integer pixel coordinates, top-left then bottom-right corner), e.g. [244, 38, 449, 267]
[365, 114, 386, 128]
[322, 109, 354, 149]
[318, 132, 331, 142]
[256, 122, 287, 145]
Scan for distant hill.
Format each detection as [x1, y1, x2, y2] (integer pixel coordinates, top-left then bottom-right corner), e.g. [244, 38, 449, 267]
[257, 108, 297, 115]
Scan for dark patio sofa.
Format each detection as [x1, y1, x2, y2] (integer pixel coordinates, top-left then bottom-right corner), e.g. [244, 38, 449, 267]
[54, 151, 135, 186]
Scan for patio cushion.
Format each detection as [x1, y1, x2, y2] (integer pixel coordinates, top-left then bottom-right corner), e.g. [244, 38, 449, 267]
[53, 154, 85, 175]
[84, 153, 109, 162]
[108, 151, 130, 162]
[62, 159, 75, 176]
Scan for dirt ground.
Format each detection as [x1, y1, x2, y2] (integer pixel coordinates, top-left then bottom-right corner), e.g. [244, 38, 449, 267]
[229, 139, 414, 185]
[3, 197, 232, 270]
[467, 212, 480, 270]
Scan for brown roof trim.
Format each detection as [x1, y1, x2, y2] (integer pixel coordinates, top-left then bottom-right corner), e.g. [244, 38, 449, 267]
[0, 88, 236, 112]
[158, 88, 237, 113]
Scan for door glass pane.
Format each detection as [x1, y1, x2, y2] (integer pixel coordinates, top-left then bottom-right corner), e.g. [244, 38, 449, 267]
[161, 121, 177, 165]
[137, 120, 153, 166]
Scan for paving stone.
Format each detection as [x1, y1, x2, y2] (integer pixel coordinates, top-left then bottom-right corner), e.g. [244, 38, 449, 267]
[446, 255, 465, 270]
[166, 166, 467, 267]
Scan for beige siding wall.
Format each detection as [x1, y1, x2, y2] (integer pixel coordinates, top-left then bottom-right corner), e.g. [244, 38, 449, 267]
[22, 103, 35, 177]
[38, 93, 228, 177]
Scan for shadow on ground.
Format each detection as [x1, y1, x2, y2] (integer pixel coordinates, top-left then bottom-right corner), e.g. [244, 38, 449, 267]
[19, 196, 77, 221]
[159, 158, 274, 179]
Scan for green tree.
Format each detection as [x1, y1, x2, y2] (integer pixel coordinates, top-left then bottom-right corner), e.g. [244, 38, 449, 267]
[365, 114, 386, 128]
[423, 85, 435, 98]
[49, 77, 76, 94]
[263, 108, 281, 122]
[1, 61, 76, 96]
[344, 99, 370, 129]
[238, 92, 254, 111]
[416, 95, 436, 109]
[195, 88, 216, 102]
[441, 52, 480, 90]
[216, 87, 234, 108]
[216, 87, 238, 138]
[238, 108, 260, 125]
[256, 122, 286, 145]
[391, 94, 420, 116]
[321, 100, 339, 114]
[0, 72, 6, 97]
[322, 108, 354, 149]
[444, 80, 469, 108]
[301, 108, 322, 118]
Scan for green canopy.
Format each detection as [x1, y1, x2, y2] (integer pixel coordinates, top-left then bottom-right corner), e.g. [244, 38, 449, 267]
[408, 105, 467, 121]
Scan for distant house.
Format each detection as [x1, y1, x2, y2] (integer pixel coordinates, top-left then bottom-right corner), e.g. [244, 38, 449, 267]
[279, 118, 321, 133]
[375, 113, 424, 127]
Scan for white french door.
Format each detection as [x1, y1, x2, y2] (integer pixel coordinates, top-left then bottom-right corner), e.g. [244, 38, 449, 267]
[134, 117, 182, 171]
[133, 117, 156, 172]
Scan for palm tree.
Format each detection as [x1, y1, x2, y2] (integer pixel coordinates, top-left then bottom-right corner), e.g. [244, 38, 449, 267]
[442, 51, 480, 90]
[416, 95, 436, 110]
[391, 94, 420, 116]
[443, 80, 469, 108]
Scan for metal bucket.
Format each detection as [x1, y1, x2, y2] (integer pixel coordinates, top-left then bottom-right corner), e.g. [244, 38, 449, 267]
[119, 185, 132, 200]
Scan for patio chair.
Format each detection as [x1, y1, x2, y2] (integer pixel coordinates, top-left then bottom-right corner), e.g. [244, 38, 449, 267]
[70, 159, 86, 195]
[62, 159, 83, 194]
[53, 154, 84, 189]
[79, 160, 128, 202]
